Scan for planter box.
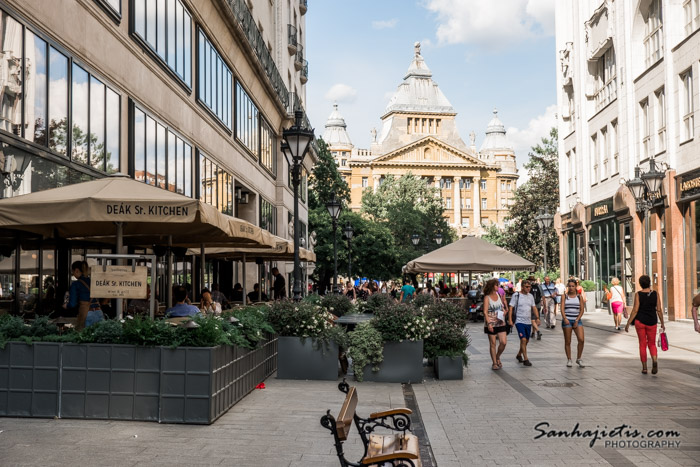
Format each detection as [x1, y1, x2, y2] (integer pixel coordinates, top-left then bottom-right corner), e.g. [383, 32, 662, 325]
[434, 356, 464, 380]
[585, 292, 597, 314]
[277, 336, 339, 381]
[0, 334, 278, 424]
[362, 340, 423, 383]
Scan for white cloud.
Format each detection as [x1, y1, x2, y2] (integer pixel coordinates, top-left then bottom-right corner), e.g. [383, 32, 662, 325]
[372, 18, 399, 30]
[507, 104, 558, 185]
[423, 0, 555, 50]
[324, 83, 358, 103]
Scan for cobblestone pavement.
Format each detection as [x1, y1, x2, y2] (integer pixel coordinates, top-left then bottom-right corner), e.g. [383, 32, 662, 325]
[1, 310, 698, 466]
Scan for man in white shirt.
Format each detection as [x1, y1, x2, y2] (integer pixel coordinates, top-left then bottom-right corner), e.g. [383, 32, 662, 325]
[509, 280, 540, 366]
[540, 276, 558, 329]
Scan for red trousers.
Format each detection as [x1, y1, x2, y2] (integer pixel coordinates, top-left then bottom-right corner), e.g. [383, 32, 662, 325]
[634, 321, 657, 363]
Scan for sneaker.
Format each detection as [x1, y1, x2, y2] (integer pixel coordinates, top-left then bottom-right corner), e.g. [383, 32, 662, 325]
[516, 354, 524, 363]
[523, 360, 532, 366]
[567, 359, 573, 367]
[537, 331, 542, 340]
[576, 359, 585, 368]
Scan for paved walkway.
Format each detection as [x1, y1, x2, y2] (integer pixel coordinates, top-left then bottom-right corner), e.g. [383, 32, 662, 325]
[1, 311, 698, 466]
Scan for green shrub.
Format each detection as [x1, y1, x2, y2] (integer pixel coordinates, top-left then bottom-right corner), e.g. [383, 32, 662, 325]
[347, 322, 383, 381]
[265, 301, 347, 349]
[320, 293, 353, 317]
[372, 303, 432, 343]
[412, 294, 434, 309]
[357, 293, 395, 314]
[580, 280, 597, 292]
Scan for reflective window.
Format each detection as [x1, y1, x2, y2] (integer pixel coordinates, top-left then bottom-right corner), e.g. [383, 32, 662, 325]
[48, 47, 68, 157]
[236, 81, 259, 157]
[26, 32, 47, 145]
[133, 0, 191, 87]
[260, 118, 276, 175]
[0, 11, 22, 136]
[132, 103, 192, 196]
[95, 0, 121, 15]
[71, 64, 89, 164]
[260, 197, 277, 234]
[199, 152, 233, 215]
[197, 30, 232, 128]
[105, 89, 120, 173]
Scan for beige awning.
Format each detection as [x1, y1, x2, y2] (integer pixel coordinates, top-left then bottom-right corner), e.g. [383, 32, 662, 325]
[0, 174, 274, 248]
[187, 238, 316, 262]
[403, 236, 535, 273]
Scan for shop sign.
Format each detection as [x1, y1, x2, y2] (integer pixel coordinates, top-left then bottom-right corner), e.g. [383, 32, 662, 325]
[678, 168, 700, 202]
[91, 266, 148, 299]
[587, 198, 614, 223]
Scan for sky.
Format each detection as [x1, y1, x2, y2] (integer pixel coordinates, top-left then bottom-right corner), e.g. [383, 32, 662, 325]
[305, 0, 557, 184]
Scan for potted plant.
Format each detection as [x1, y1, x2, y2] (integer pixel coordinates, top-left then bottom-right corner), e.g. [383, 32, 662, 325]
[580, 280, 597, 314]
[360, 303, 431, 383]
[346, 322, 383, 382]
[422, 301, 470, 379]
[266, 301, 347, 380]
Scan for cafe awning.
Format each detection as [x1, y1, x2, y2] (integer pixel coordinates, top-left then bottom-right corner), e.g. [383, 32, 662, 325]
[403, 235, 535, 273]
[188, 240, 316, 262]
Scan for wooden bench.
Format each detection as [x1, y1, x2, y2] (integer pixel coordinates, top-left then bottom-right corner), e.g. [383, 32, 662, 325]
[321, 379, 422, 467]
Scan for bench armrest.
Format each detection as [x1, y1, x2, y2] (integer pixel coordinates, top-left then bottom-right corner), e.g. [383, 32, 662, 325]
[368, 408, 412, 418]
[362, 450, 419, 465]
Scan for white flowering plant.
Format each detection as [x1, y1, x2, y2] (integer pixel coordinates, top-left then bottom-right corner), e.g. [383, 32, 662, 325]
[372, 303, 432, 343]
[265, 300, 348, 349]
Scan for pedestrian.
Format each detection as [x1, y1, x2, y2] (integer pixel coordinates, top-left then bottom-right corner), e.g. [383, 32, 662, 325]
[515, 278, 522, 293]
[609, 277, 625, 330]
[483, 278, 508, 370]
[625, 275, 665, 374]
[560, 278, 586, 367]
[555, 278, 565, 298]
[540, 276, 558, 329]
[231, 283, 244, 302]
[271, 267, 286, 300]
[344, 280, 356, 301]
[166, 285, 200, 317]
[199, 289, 222, 316]
[210, 283, 229, 309]
[528, 276, 543, 340]
[247, 283, 268, 303]
[692, 293, 700, 334]
[63, 261, 101, 330]
[509, 280, 539, 366]
[575, 279, 586, 303]
[399, 278, 415, 303]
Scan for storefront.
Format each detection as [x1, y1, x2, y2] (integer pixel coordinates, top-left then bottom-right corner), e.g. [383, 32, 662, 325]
[586, 198, 620, 306]
[678, 168, 700, 319]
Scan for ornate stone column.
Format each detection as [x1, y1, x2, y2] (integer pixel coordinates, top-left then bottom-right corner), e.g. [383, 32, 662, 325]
[373, 174, 381, 192]
[453, 176, 461, 227]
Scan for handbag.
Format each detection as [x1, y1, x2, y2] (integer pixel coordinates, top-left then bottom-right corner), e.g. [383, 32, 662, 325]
[657, 329, 669, 351]
[605, 291, 612, 302]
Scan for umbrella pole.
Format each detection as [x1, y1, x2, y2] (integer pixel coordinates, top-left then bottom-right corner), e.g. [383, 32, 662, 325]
[241, 253, 247, 305]
[115, 222, 123, 320]
[166, 236, 173, 309]
[200, 244, 205, 297]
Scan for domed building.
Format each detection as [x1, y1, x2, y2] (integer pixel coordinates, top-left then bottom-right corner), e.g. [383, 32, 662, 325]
[324, 43, 518, 236]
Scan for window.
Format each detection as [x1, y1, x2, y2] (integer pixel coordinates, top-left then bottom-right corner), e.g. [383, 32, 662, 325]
[566, 151, 572, 194]
[600, 127, 608, 180]
[199, 152, 233, 215]
[611, 122, 618, 174]
[341, 159, 346, 166]
[640, 99, 651, 159]
[132, 102, 192, 196]
[507, 182, 511, 191]
[655, 88, 666, 153]
[684, 0, 700, 35]
[197, 30, 232, 128]
[644, 0, 663, 68]
[481, 218, 489, 226]
[236, 81, 259, 157]
[133, 0, 192, 87]
[445, 197, 452, 209]
[462, 218, 470, 228]
[591, 134, 598, 183]
[501, 197, 506, 208]
[481, 198, 487, 210]
[594, 47, 617, 111]
[362, 177, 368, 188]
[444, 179, 451, 189]
[4, 13, 120, 172]
[681, 70, 694, 141]
[501, 181, 505, 191]
[480, 180, 487, 190]
[462, 198, 471, 209]
[570, 147, 577, 193]
[260, 118, 276, 176]
[260, 198, 277, 235]
[460, 178, 471, 189]
[300, 167, 307, 203]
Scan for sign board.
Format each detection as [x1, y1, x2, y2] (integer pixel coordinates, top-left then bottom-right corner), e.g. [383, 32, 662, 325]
[678, 167, 700, 202]
[91, 266, 148, 299]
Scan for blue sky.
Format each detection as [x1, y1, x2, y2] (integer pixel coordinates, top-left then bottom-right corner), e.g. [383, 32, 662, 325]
[305, 0, 557, 181]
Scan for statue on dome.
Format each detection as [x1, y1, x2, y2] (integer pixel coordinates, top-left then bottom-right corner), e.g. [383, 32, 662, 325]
[414, 41, 421, 56]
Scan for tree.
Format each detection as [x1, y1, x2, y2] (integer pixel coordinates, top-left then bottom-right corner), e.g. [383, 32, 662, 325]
[361, 173, 456, 274]
[485, 127, 560, 273]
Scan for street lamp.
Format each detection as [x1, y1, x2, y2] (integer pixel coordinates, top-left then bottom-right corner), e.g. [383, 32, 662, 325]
[282, 110, 314, 301]
[411, 233, 420, 246]
[344, 222, 354, 280]
[535, 207, 554, 274]
[326, 192, 342, 294]
[626, 156, 667, 274]
[435, 233, 443, 246]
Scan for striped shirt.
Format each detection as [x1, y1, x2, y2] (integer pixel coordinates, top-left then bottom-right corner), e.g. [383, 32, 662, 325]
[564, 294, 582, 321]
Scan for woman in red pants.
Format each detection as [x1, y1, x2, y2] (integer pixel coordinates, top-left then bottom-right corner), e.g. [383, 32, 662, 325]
[625, 275, 665, 374]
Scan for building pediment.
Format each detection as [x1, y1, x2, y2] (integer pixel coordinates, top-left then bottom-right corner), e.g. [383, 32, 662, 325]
[368, 136, 490, 168]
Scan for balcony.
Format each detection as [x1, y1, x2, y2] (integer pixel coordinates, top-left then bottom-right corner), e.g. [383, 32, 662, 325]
[593, 77, 617, 111]
[300, 0, 307, 15]
[294, 45, 304, 71]
[300, 60, 308, 84]
[225, 0, 288, 108]
[287, 24, 298, 55]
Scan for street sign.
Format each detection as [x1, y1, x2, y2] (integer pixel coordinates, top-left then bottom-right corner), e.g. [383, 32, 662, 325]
[91, 265, 148, 299]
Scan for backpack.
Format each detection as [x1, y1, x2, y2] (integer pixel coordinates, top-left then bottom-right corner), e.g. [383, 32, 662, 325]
[531, 284, 542, 306]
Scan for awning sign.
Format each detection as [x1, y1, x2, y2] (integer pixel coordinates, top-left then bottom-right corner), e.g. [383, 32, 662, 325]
[91, 266, 148, 299]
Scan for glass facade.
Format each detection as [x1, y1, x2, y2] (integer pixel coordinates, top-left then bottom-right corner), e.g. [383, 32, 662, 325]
[260, 197, 277, 234]
[684, 201, 700, 317]
[260, 118, 276, 176]
[197, 30, 232, 128]
[236, 81, 259, 157]
[134, 0, 192, 87]
[588, 218, 620, 288]
[199, 152, 234, 215]
[132, 103, 192, 196]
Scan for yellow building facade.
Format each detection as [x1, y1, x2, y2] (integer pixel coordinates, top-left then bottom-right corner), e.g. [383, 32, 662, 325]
[323, 43, 518, 237]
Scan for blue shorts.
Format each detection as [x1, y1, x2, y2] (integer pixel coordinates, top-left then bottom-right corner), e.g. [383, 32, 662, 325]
[515, 323, 531, 340]
[562, 319, 583, 328]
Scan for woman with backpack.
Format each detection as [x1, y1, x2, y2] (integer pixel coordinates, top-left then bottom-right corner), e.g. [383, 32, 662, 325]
[560, 278, 586, 368]
[625, 275, 665, 375]
[483, 278, 508, 370]
[609, 277, 625, 330]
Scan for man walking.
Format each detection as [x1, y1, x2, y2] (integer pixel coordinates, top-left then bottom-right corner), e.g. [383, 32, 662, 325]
[509, 280, 540, 366]
[541, 276, 558, 329]
[528, 276, 543, 340]
[271, 267, 286, 300]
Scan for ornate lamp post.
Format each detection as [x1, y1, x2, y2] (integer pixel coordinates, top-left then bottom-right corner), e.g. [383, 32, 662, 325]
[535, 207, 554, 274]
[282, 111, 314, 301]
[626, 156, 667, 274]
[435, 233, 443, 246]
[326, 192, 342, 293]
[411, 233, 420, 247]
[343, 222, 354, 280]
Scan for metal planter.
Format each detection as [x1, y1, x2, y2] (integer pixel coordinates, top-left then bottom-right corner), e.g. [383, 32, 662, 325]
[434, 356, 464, 380]
[361, 340, 423, 383]
[276, 336, 339, 381]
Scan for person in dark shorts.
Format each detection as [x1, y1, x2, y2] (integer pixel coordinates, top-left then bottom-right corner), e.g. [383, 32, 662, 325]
[509, 280, 540, 366]
[483, 278, 508, 370]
